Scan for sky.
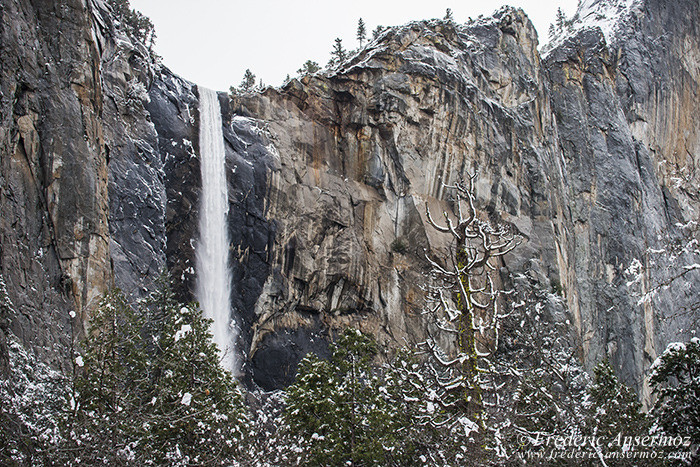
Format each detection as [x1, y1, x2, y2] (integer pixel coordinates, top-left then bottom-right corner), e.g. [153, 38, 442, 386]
[130, 0, 579, 92]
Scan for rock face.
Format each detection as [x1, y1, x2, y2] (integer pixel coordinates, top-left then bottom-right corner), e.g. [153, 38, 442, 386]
[232, 1, 700, 392]
[236, 11, 565, 388]
[0, 0, 698, 397]
[228, 2, 699, 393]
[544, 0, 700, 398]
[0, 0, 111, 370]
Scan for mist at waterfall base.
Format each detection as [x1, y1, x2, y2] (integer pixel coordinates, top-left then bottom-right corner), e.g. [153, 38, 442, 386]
[195, 87, 238, 373]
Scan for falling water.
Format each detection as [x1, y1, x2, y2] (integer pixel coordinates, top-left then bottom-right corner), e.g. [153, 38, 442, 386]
[196, 87, 237, 372]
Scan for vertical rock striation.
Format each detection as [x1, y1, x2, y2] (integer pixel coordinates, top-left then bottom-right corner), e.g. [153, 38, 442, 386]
[0, 0, 111, 369]
[544, 0, 700, 397]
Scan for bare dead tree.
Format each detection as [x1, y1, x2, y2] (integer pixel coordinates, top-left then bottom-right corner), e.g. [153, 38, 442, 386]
[420, 172, 520, 434]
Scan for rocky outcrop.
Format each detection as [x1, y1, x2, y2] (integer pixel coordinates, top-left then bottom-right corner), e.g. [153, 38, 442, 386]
[234, 11, 570, 389]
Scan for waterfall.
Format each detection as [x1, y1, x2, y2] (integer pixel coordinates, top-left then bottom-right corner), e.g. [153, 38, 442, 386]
[196, 87, 237, 373]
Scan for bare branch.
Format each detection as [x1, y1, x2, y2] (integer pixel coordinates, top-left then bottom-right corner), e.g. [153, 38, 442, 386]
[425, 204, 451, 233]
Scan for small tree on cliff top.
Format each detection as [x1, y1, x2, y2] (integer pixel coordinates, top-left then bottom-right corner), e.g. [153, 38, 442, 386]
[329, 38, 347, 68]
[239, 69, 257, 93]
[357, 18, 367, 47]
[297, 60, 320, 76]
[373, 25, 387, 40]
[444, 8, 454, 22]
[107, 0, 156, 51]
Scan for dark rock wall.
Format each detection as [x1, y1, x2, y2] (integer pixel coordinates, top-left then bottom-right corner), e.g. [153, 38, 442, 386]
[219, 105, 278, 384]
[0, 0, 111, 369]
[143, 67, 198, 301]
[545, 0, 700, 397]
[96, 2, 167, 298]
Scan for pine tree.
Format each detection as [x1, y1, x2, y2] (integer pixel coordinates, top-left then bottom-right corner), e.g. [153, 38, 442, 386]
[555, 7, 566, 32]
[64, 283, 249, 464]
[444, 8, 454, 22]
[145, 300, 248, 464]
[372, 25, 386, 40]
[106, 0, 156, 51]
[330, 38, 347, 68]
[588, 361, 649, 436]
[285, 329, 420, 465]
[240, 69, 256, 93]
[357, 18, 367, 47]
[582, 361, 651, 462]
[297, 60, 320, 75]
[66, 290, 150, 464]
[650, 339, 700, 453]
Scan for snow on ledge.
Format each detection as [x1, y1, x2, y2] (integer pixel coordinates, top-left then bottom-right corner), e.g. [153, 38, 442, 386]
[543, 0, 643, 57]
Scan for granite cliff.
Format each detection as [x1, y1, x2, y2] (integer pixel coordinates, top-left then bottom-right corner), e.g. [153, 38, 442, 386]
[1, 0, 698, 398]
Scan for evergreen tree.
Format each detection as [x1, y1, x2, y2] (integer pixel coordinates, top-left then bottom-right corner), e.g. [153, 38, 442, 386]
[444, 8, 454, 22]
[297, 60, 320, 75]
[555, 7, 566, 32]
[582, 361, 651, 463]
[63, 284, 249, 464]
[66, 290, 151, 463]
[240, 69, 256, 93]
[285, 329, 421, 465]
[650, 339, 700, 455]
[106, 0, 156, 51]
[372, 25, 386, 40]
[357, 18, 367, 47]
[330, 38, 347, 67]
[587, 361, 650, 437]
[144, 296, 248, 464]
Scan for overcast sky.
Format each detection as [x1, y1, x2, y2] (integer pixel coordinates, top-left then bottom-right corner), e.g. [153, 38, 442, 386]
[130, 0, 579, 92]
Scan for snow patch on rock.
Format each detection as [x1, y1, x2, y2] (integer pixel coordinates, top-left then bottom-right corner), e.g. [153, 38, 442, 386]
[543, 0, 642, 56]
